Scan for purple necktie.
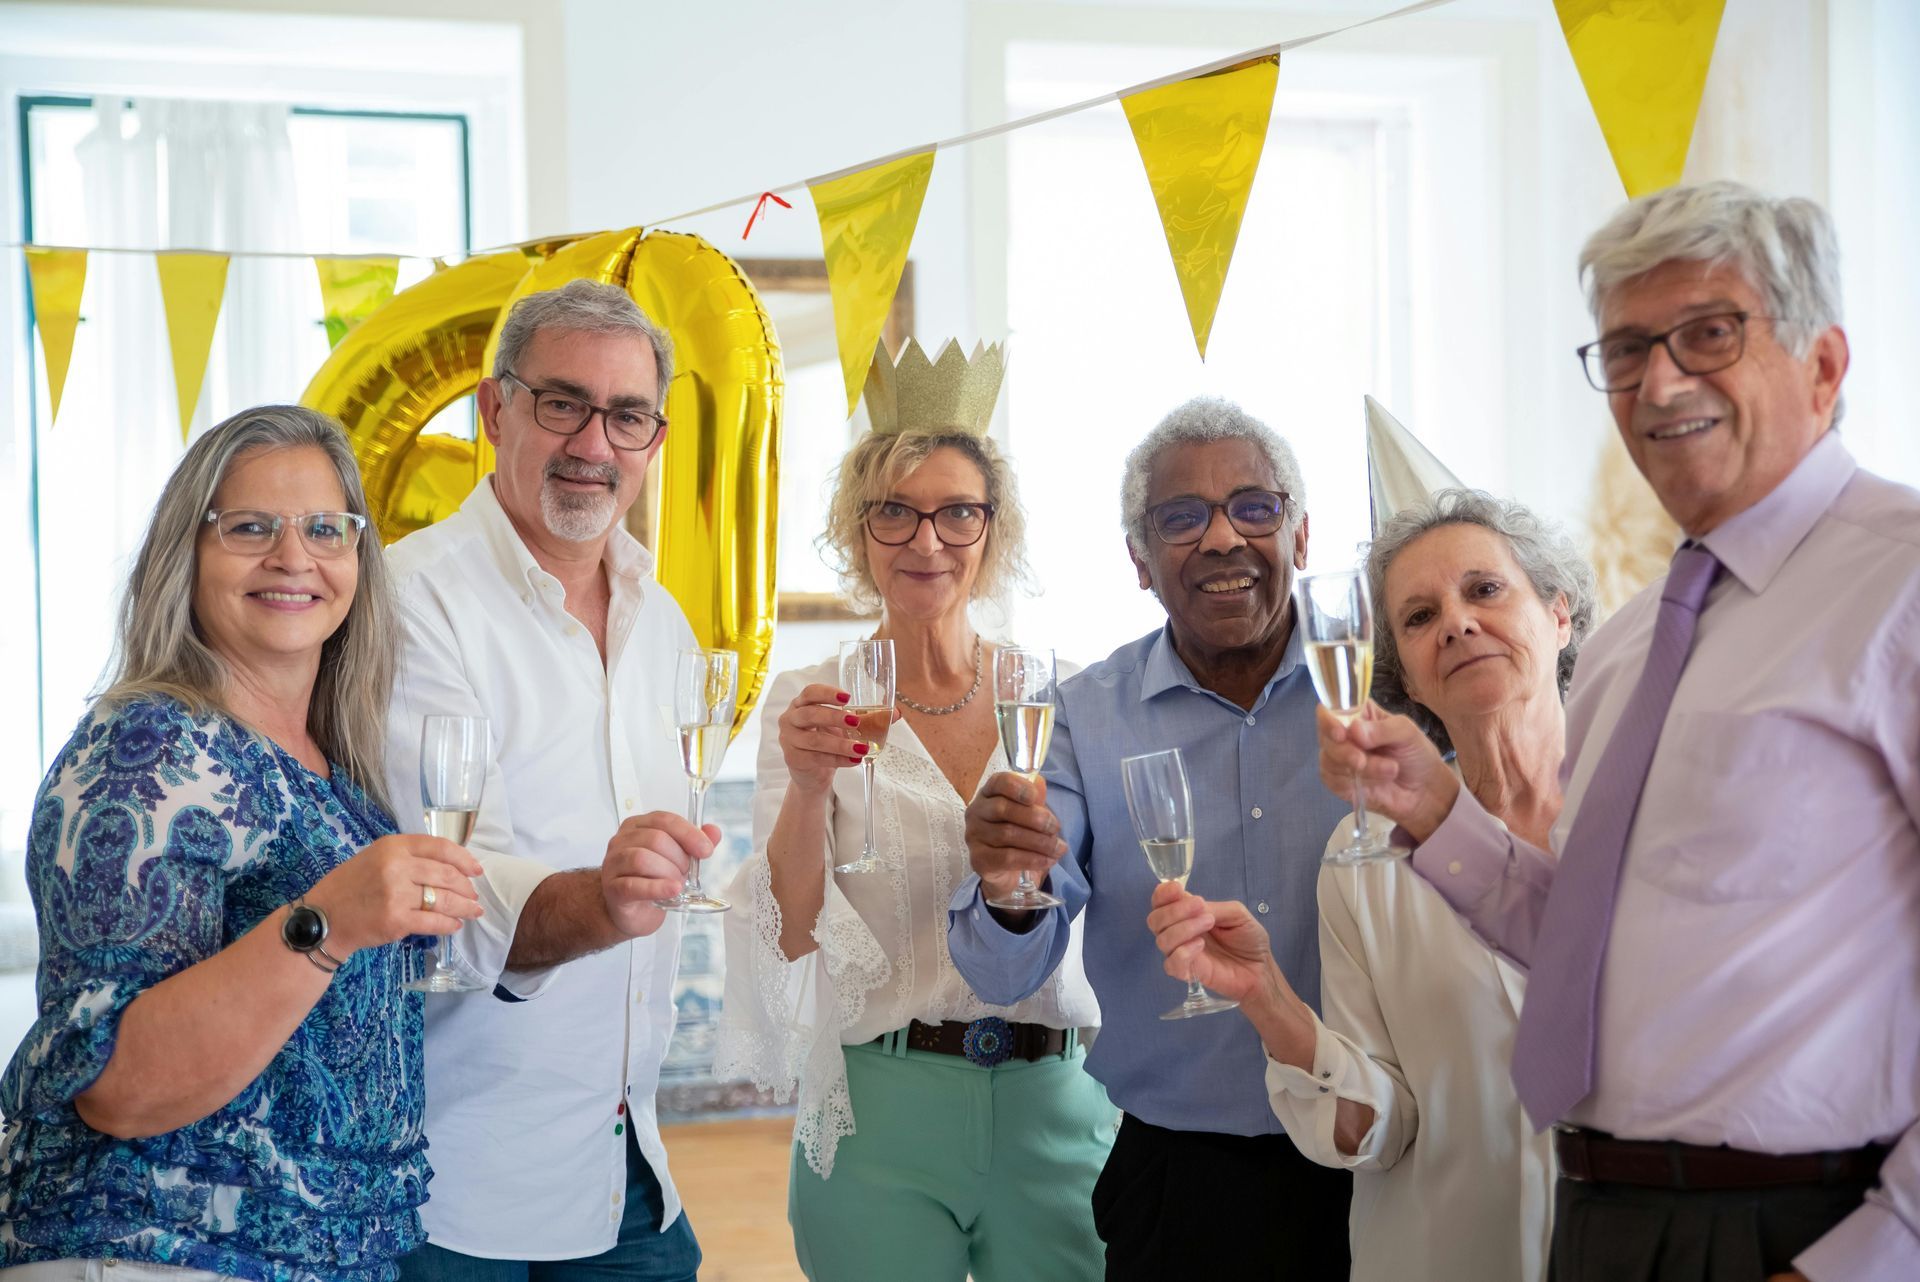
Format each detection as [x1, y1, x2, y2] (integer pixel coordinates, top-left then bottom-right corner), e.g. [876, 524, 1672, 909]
[1509, 543, 1722, 1130]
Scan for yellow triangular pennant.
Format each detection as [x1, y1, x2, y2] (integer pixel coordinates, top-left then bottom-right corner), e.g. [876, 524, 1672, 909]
[1122, 56, 1278, 360]
[155, 251, 231, 441]
[1556, 0, 1727, 198]
[314, 255, 400, 348]
[810, 150, 935, 417]
[24, 247, 87, 425]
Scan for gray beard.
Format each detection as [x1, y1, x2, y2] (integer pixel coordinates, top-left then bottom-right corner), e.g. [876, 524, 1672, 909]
[540, 482, 617, 542]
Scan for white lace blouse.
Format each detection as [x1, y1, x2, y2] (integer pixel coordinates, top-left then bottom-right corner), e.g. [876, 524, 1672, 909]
[715, 658, 1101, 1178]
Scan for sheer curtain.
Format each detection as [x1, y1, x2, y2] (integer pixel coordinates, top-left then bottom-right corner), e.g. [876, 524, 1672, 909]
[33, 97, 308, 765]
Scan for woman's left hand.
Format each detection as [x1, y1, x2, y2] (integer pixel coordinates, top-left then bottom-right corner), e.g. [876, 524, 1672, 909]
[1145, 882, 1290, 1005]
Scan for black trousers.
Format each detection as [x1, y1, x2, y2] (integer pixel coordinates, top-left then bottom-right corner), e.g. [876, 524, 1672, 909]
[1090, 1114, 1351, 1282]
[1549, 1175, 1873, 1281]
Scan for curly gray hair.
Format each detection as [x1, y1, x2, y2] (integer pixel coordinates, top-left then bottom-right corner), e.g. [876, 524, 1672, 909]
[1368, 489, 1596, 756]
[1120, 397, 1306, 551]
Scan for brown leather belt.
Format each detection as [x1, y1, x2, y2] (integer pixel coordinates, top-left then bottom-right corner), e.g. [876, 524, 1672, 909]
[1554, 1126, 1891, 1191]
[876, 1018, 1073, 1067]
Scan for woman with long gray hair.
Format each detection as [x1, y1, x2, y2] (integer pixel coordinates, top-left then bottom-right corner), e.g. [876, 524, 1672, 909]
[0, 406, 484, 1282]
[1149, 488, 1595, 1281]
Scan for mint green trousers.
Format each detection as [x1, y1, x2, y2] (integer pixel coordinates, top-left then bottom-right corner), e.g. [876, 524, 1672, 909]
[788, 1034, 1118, 1282]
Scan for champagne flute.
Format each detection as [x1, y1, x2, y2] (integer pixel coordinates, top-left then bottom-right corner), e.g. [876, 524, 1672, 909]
[836, 639, 895, 874]
[986, 646, 1063, 911]
[1294, 567, 1402, 864]
[409, 714, 490, 994]
[1120, 748, 1238, 1020]
[658, 648, 738, 914]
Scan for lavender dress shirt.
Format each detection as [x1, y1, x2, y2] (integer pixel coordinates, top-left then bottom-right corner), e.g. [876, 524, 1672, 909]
[1411, 432, 1920, 1282]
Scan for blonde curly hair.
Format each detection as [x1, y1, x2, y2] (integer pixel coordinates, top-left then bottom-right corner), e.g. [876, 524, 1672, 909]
[819, 432, 1032, 614]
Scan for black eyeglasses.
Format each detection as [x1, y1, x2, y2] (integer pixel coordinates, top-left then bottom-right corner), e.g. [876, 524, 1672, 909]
[1576, 312, 1774, 393]
[501, 370, 667, 451]
[864, 500, 996, 547]
[203, 509, 368, 557]
[1147, 489, 1291, 545]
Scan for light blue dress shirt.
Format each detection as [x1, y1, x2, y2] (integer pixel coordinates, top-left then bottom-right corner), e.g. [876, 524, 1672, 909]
[948, 623, 1349, 1136]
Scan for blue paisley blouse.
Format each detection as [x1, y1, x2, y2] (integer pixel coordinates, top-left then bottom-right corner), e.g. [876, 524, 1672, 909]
[0, 697, 428, 1281]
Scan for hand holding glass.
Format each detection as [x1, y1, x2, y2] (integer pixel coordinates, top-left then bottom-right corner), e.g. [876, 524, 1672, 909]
[658, 648, 738, 913]
[1120, 748, 1238, 1020]
[836, 639, 895, 874]
[410, 714, 490, 993]
[1294, 568, 1402, 864]
[986, 647, 1062, 911]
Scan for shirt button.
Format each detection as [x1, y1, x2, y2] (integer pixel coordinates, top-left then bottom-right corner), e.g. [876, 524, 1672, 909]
[614, 1122, 624, 1135]
[624, 796, 638, 810]
[617, 1100, 626, 1115]
[613, 1192, 622, 1205]
[1245, 715, 1256, 726]
[1256, 902, 1270, 915]
[567, 623, 582, 638]
[1250, 806, 1263, 819]
[635, 990, 646, 1004]
[1448, 860, 1463, 875]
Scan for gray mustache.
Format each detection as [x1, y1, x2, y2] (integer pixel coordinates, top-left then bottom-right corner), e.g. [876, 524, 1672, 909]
[545, 461, 620, 487]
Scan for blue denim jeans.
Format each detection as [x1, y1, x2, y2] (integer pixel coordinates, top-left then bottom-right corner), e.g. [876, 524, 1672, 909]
[399, 1130, 700, 1282]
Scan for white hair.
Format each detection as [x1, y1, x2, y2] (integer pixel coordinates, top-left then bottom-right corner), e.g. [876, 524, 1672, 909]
[493, 278, 674, 394]
[1120, 397, 1306, 551]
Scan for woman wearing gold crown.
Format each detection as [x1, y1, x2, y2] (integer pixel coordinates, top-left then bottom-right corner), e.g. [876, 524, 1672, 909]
[716, 340, 1111, 1280]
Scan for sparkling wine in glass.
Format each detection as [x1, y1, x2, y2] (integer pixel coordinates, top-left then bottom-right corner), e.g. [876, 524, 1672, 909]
[657, 648, 738, 914]
[409, 714, 490, 993]
[1294, 567, 1402, 864]
[986, 646, 1063, 911]
[836, 639, 895, 874]
[1120, 748, 1238, 1020]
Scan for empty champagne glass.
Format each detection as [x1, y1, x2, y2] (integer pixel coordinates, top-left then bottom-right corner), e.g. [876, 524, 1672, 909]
[657, 648, 738, 914]
[1294, 567, 1402, 864]
[409, 714, 490, 994]
[836, 639, 895, 874]
[986, 646, 1063, 911]
[1120, 747, 1238, 1020]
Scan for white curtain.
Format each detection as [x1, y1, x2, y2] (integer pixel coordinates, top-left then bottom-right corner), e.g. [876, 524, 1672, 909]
[33, 97, 307, 762]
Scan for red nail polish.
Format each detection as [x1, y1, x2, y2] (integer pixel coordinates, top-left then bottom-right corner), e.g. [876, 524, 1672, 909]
[845, 715, 860, 726]
[849, 756, 862, 764]
[854, 743, 869, 755]
[835, 692, 850, 704]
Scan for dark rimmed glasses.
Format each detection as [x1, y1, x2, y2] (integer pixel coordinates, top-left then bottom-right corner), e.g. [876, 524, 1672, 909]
[1147, 489, 1290, 545]
[203, 509, 367, 557]
[864, 501, 996, 547]
[500, 370, 667, 451]
[1576, 311, 1774, 393]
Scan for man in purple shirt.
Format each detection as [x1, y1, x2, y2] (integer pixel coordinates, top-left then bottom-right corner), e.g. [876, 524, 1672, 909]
[1318, 181, 1920, 1282]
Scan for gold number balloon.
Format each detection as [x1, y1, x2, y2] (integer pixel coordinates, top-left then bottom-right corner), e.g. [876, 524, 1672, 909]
[302, 229, 784, 736]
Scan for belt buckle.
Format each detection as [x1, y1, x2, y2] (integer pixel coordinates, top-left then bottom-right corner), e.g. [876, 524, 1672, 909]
[962, 1016, 1014, 1067]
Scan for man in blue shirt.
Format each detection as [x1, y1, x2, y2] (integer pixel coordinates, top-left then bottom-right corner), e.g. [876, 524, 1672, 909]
[949, 397, 1353, 1279]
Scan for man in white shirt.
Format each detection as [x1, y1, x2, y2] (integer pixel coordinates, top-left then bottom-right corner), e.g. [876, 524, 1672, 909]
[386, 280, 715, 1281]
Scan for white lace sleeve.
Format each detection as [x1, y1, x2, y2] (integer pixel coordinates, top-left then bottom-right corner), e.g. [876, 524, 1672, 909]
[713, 666, 890, 1178]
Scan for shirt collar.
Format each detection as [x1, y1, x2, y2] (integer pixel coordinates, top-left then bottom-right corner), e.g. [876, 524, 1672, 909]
[1698, 430, 1855, 595]
[1139, 618, 1306, 705]
[460, 476, 656, 598]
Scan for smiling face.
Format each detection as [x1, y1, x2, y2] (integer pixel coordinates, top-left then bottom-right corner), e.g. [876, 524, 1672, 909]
[1129, 437, 1310, 669]
[1383, 522, 1570, 730]
[478, 325, 664, 553]
[864, 445, 992, 623]
[193, 444, 358, 678]
[1601, 258, 1847, 536]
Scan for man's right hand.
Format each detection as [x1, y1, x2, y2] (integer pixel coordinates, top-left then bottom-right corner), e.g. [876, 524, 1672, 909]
[1316, 704, 1459, 842]
[964, 771, 1067, 905]
[600, 811, 718, 937]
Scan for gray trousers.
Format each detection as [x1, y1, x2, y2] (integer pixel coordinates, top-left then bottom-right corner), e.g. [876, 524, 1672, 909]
[1548, 1175, 1872, 1281]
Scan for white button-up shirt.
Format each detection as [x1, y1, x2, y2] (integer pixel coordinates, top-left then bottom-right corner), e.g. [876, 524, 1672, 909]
[383, 478, 693, 1259]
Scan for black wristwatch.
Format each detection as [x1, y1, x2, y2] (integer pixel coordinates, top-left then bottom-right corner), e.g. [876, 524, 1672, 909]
[283, 899, 344, 974]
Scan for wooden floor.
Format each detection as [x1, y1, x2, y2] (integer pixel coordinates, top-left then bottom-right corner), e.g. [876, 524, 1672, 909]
[664, 1116, 804, 1281]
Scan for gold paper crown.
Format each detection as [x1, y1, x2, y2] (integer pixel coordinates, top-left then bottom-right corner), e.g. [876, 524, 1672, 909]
[863, 338, 1007, 437]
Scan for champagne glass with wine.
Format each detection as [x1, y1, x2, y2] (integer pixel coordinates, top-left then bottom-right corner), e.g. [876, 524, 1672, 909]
[1294, 567, 1402, 864]
[1120, 747, 1238, 1019]
[657, 647, 738, 913]
[409, 714, 490, 993]
[986, 646, 1063, 911]
[836, 639, 895, 874]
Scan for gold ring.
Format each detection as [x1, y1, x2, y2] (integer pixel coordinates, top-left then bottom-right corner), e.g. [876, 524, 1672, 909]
[421, 884, 438, 911]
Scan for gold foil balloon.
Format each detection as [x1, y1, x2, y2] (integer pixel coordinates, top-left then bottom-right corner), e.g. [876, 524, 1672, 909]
[302, 227, 783, 736]
[301, 247, 536, 539]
